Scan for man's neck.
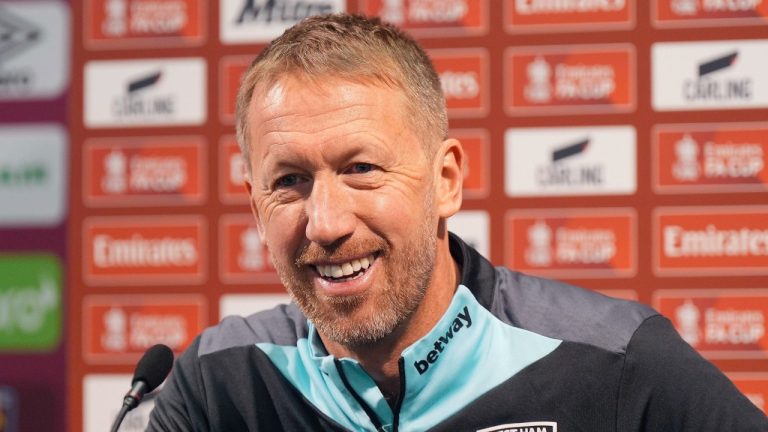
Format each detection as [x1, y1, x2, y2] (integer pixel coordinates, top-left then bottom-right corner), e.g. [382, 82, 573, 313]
[319, 238, 460, 403]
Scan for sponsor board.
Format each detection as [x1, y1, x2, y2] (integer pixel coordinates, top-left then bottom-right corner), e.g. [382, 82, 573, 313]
[220, 0, 344, 44]
[0, 255, 61, 352]
[505, 44, 635, 115]
[83, 136, 206, 207]
[506, 208, 637, 278]
[653, 0, 768, 28]
[83, 215, 207, 285]
[652, 39, 768, 111]
[505, 126, 636, 197]
[654, 206, 768, 276]
[504, 0, 634, 33]
[84, 0, 205, 49]
[220, 293, 291, 319]
[219, 56, 251, 124]
[219, 214, 279, 284]
[429, 49, 489, 118]
[452, 129, 490, 199]
[447, 210, 490, 259]
[82, 294, 206, 364]
[83, 374, 161, 432]
[654, 289, 768, 359]
[219, 136, 249, 205]
[84, 57, 206, 128]
[0, 386, 19, 432]
[728, 372, 768, 413]
[654, 122, 768, 194]
[0, 124, 67, 227]
[359, 0, 489, 37]
[0, 1, 69, 100]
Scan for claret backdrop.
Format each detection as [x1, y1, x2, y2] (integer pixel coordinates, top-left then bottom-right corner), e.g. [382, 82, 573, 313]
[0, 1, 767, 431]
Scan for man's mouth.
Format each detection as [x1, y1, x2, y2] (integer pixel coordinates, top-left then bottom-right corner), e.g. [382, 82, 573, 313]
[314, 254, 376, 282]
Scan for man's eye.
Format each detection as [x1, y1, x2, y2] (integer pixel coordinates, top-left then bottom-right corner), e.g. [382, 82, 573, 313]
[275, 174, 300, 188]
[348, 163, 375, 174]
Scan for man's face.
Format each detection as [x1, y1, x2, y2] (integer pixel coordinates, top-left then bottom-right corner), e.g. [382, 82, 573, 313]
[245, 75, 438, 347]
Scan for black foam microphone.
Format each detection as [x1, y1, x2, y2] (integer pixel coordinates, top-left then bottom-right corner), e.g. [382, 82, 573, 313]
[110, 344, 174, 432]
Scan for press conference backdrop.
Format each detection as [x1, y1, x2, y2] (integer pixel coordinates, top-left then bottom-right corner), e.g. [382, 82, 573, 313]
[0, 1, 767, 431]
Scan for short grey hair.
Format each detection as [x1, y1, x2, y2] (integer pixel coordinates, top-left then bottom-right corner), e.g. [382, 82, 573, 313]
[235, 13, 447, 174]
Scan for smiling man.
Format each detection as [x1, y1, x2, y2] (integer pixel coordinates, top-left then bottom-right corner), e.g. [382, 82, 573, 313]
[147, 14, 767, 432]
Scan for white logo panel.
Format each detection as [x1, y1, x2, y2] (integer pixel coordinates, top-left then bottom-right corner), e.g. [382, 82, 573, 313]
[83, 374, 161, 432]
[220, 0, 345, 44]
[84, 58, 207, 128]
[0, 1, 70, 100]
[652, 39, 768, 111]
[505, 126, 636, 197]
[219, 294, 291, 319]
[447, 210, 490, 259]
[0, 124, 67, 227]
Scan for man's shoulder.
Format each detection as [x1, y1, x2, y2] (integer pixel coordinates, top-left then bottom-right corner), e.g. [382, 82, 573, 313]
[490, 267, 659, 355]
[197, 302, 308, 358]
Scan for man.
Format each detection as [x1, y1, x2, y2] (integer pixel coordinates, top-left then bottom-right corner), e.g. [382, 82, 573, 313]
[148, 14, 767, 431]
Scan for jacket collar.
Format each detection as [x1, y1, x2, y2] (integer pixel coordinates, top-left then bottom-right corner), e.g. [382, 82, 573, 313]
[448, 232, 496, 310]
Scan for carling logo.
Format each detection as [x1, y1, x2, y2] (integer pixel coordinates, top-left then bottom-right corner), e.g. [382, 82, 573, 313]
[654, 0, 768, 28]
[655, 206, 768, 275]
[0, 124, 67, 227]
[359, 0, 489, 37]
[220, 0, 344, 44]
[429, 49, 489, 118]
[506, 209, 636, 278]
[505, 44, 635, 115]
[219, 214, 279, 284]
[505, 0, 633, 33]
[83, 215, 206, 285]
[654, 123, 768, 193]
[654, 290, 768, 359]
[84, 57, 206, 127]
[86, 0, 205, 49]
[84, 137, 206, 207]
[83, 294, 206, 364]
[505, 126, 636, 197]
[0, 2, 69, 100]
[652, 39, 768, 111]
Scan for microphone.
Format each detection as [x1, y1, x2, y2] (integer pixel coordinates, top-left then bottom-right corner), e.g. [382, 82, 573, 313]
[110, 344, 174, 432]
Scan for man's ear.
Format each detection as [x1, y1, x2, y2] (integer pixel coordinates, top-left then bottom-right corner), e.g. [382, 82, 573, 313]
[244, 175, 266, 238]
[435, 138, 464, 219]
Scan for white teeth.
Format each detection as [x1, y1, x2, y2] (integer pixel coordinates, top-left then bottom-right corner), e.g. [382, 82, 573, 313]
[331, 266, 344, 278]
[341, 263, 353, 276]
[316, 254, 375, 279]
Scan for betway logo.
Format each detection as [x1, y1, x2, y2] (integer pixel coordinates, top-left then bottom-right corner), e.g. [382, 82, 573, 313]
[414, 306, 472, 374]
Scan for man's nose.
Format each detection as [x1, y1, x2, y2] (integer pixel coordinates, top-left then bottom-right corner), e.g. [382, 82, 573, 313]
[305, 178, 356, 245]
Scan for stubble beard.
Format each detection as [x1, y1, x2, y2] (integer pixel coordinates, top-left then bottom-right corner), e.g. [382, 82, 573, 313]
[271, 205, 437, 348]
